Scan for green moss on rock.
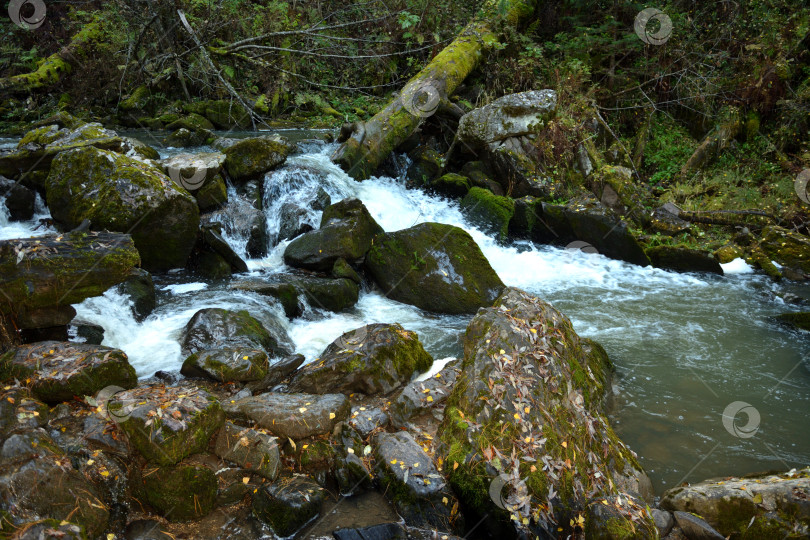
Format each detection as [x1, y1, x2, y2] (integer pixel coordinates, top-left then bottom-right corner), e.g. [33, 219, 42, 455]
[141, 461, 217, 521]
[460, 187, 515, 243]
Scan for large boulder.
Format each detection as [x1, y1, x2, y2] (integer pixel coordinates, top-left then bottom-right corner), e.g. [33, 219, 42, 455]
[0, 342, 136, 404]
[284, 198, 384, 272]
[214, 421, 280, 480]
[0, 176, 35, 221]
[224, 392, 350, 440]
[252, 475, 325, 537]
[289, 324, 433, 395]
[159, 151, 226, 196]
[645, 245, 723, 274]
[282, 274, 359, 313]
[181, 308, 293, 358]
[45, 147, 200, 271]
[365, 222, 505, 314]
[659, 468, 810, 538]
[181, 347, 268, 382]
[138, 458, 218, 521]
[0, 428, 110, 537]
[110, 384, 225, 466]
[0, 232, 140, 335]
[759, 225, 810, 276]
[438, 287, 656, 538]
[457, 90, 557, 149]
[460, 187, 515, 243]
[223, 135, 293, 182]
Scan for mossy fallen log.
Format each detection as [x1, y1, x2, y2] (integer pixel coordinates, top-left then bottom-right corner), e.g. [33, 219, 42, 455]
[332, 0, 538, 180]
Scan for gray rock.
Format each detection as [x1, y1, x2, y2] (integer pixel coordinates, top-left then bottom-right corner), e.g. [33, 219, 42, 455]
[181, 307, 293, 358]
[652, 509, 675, 537]
[458, 90, 557, 148]
[389, 360, 459, 428]
[278, 203, 314, 242]
[252, 475, 325, 537]
[348, 406, 389, 437]
[214, 421, 280, 480]
[245, 354, 305, 393]
[181, 347, 268, 382]
[283, 274, 359, 313]
[160, 151, 225, 192]
[224, 392, 350, 439]
[201, 224, 249, 272]
[118, 267, 156, 321]
[230, 278, 302, 319]
[672, 511, 724, 540]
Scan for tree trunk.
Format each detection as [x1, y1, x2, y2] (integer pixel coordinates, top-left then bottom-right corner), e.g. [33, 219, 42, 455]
[0, 21, 101, 95]
[332, 0, 538, 180]
[679, 107, 743, 177]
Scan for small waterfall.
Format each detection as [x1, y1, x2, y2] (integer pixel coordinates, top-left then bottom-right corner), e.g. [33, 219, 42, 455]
[0, 191, 56, 241]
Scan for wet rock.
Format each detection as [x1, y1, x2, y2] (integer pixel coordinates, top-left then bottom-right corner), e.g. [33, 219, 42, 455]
[460, 187, 515, 243]
[0, 176, 35, 221]
[429, 173, 471, 198]
[0, 232, 140, 335]
[214, 421, 280, 480]
[759, 225, 810, 276]
[0, 341, 136, 404]
[46, 146, 199, 271]
[645, 245, 723, 274]
[671, 511, 724, 540]
[224, 392, 349, 439]
[11, 519, 86, 539]
[659, 468, 810, 538]
[181, 347, 268, 382]
[0, 428, 109, 537]
[124, 519, 173, 539]
[193, 251, 231, 279]
[282, 274, 359, 313]
[245, 354, 305, 393]
[332, 257, 362, 284]
[195, 174, 228, 211]
[118, 268, 156, 321]
[365, 222, 505, 314]
[438, 287, 655, 537]
[139, 459, 218, 521]
[0, 387, 48, 438]
[334, 523, 463, 540]
[585, 493, 657, 539]
[334, 451, 373, 495]
[776, 311, 810, 331]
[72, 321, 105, 344]
[652, 509, 675, 537]
[223, 135, 293, 182]
[278, 204, 314, 241]
[348, 406, 389, 437]
[405, 147, 443, 185]
[252, 475, 325, 537]
[372, 431, 457, 531]
[201, 224, 249, 273]
[313, 187, 331, 210]
[230, 279, 302, 319]
[290, 324, 433, 396]
[284, 198, 384, 272]
[110, 384, 225, 465]
[181, 307, 293, 358]
[389, 360, 459, 428]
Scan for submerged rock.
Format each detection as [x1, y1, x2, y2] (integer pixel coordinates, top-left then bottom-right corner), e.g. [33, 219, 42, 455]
[46, 146, 199, 271]
[365, 222, 504, 314]
[659, 468, 810, 538]
[224, 392, 349, 439]
[0, 341, 136, 404]
[290, 324, 433, 395]
[284, 198, 384, 271]
[110, 384, 225, 466]
[438, 287, 655, 538]
[776, 311, 810, 331]
[181, 308, 293, 358]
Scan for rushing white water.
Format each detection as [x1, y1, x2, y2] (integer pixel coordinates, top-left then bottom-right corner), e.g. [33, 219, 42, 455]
[0, 135, 803, 492]
[0, 191, 55, 241]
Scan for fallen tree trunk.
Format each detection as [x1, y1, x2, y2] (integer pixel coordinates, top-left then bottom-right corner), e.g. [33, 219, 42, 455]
[679, 106, 743, 177]
[332, 0, 538, 180]
[0, 21, 102, 95]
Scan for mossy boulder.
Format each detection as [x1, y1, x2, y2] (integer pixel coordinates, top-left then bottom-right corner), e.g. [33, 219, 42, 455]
[759, 225, 810, 275]
[229, 279, 302, 319]
[365, 222, 505, 314]
[0, 429, 109, 537]
[165, 113, 215, 132]
[776, 311, 810, 331]
[213, 421, 280, 480]
[140, 460, 218, 521]
[437, 287, 655, 538]
[645, 245, 723, 274]
[252, 475, 325, 537]
[460, 187, 515, 243]
[120, 85, 151, 111]
[0, 342, 136, 404]
[284, 198, 384, 271]
[373, 431, 458, 531]
[195, 174, 228, 211]
[110, 384, 225, 466]
[224, 392, 349, 440]
[714, 243, 745, 264]
[181, 307, 293, 358]
[589, 165, 651, 226]
[457, 90, 557, 148]
[181, 347, 269, 382]
[430, 173, 471, 197]
[659, 468, 810, 539]
[289, 323, 433, 395]
[282, 274, 359, 313]
[46, 147, 200, 271]
[223, 135, 292, 182]
[332, 257, 362, 284]
[164, 127, 213, 148]
[202, 100, 251, 129]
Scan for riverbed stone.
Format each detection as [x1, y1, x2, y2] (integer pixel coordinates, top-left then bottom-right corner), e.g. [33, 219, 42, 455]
[230, 279, 302, 319]
[282, 274, 359, 313]
[110, 384, 225, 466]
[224, 392, 349, 439]
[139, 459, 218, 521]
[181, 307, 293, 358]
[45, 146, 200, 271]
[181, 347, 269, 382]
[0, 341, 136, 404]
[659, 468, 810, 538]
[252, 475, 325, 536]
[284, 198, 384, 271]
[460, 187, 515, 243]
[214, 421, 280, 480]
[372, 431, 457, 531]
[347, 406, 389, 437]
[437, 287, 656, 537]
[652, 509, 675, 537]
[290, 324, 433, 396]
[223, 135, 292, 182]
[776, 311, 810, 331]
[365, 222, 505, 314]
[671, 511, 724, 540]
[118, 267, 156, 321]
[645, 245, 723, 274]
[389, 360, 459, 428]
[245, 354, 305, 393]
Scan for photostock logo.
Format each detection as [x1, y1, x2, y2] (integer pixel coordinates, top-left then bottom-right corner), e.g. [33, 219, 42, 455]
[401, 80, 441, 118]
[489, 473, 531, 514]
[634, 8, 673, 45]
[722, 401, 760, 439]
[794, 169, 810, 204]
[167, 165, 207, 192]
[8, 0, 46, 30]
[93, 385, 137, 424]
